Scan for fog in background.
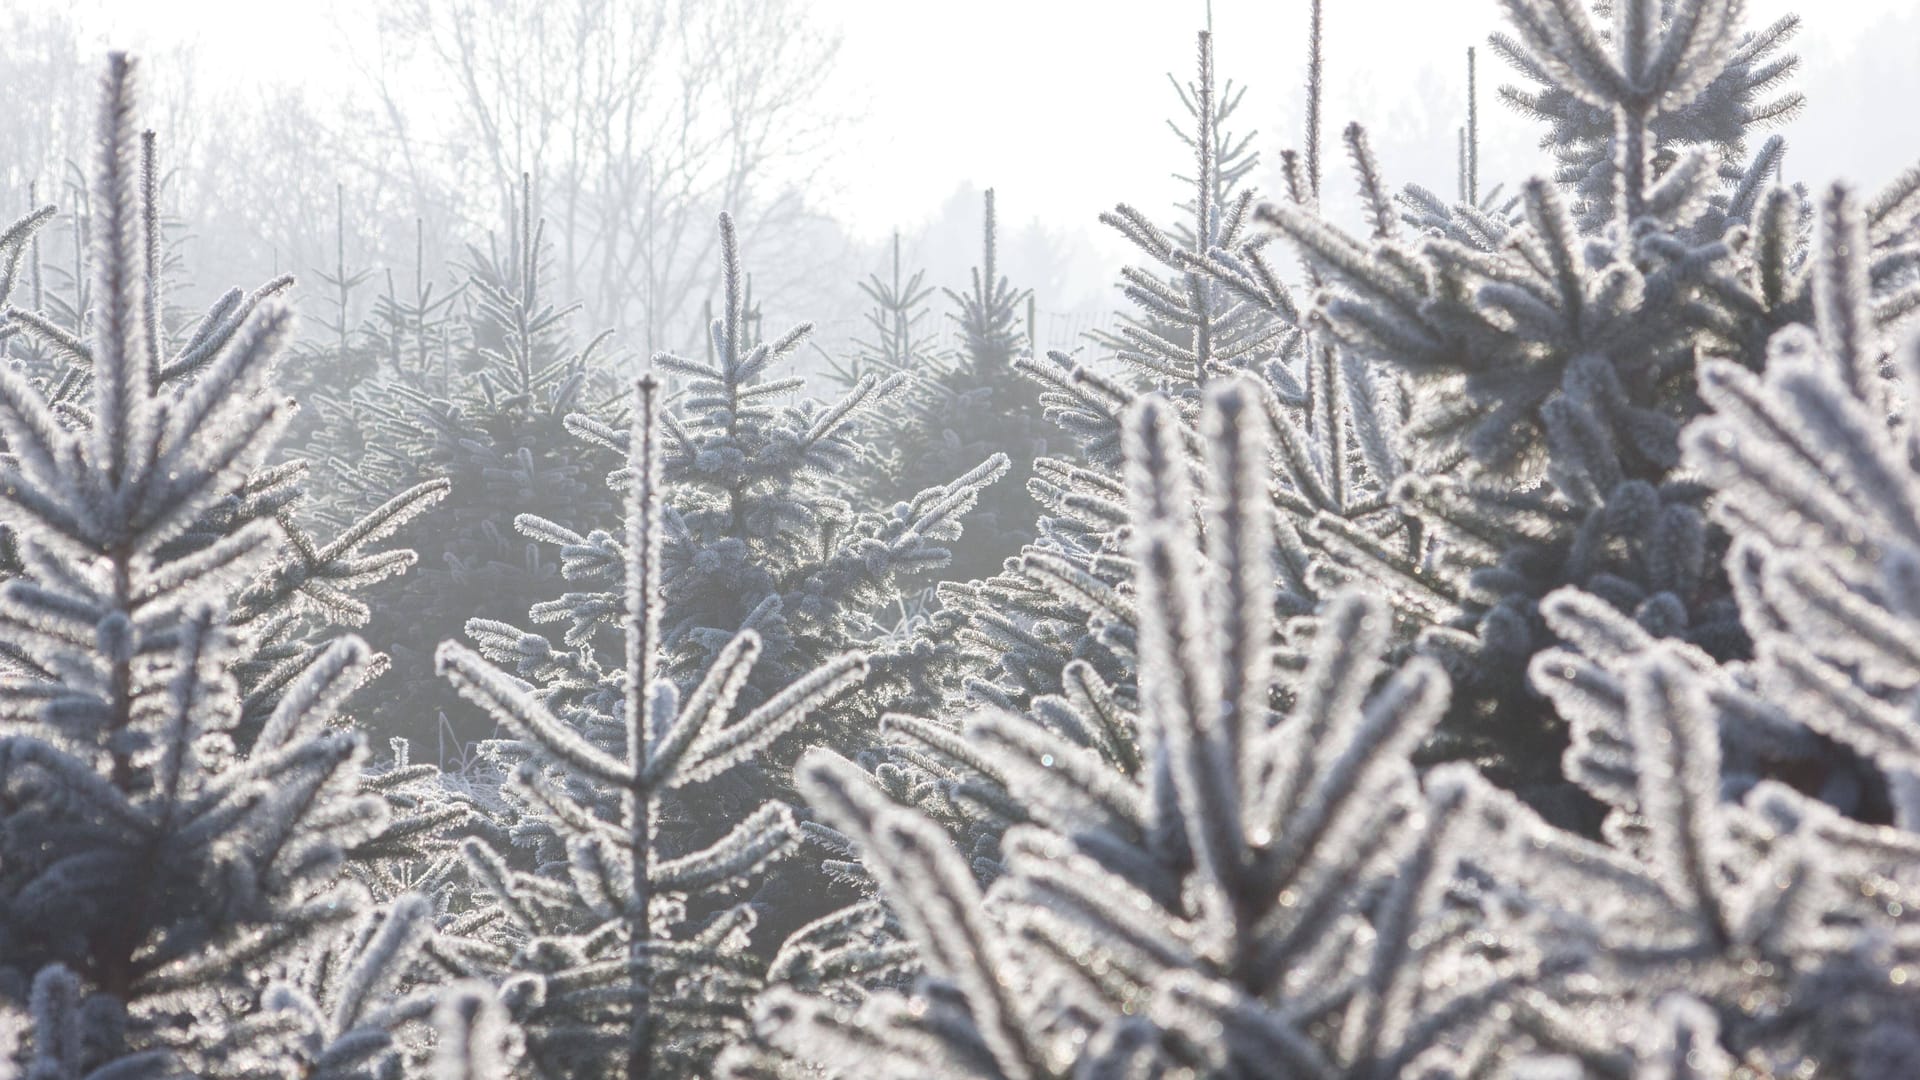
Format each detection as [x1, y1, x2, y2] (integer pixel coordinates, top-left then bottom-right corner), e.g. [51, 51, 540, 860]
[4, 0, 1913, 372]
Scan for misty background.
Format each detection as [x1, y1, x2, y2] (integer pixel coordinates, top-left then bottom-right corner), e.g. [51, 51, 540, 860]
[3, 0, 1912, 374]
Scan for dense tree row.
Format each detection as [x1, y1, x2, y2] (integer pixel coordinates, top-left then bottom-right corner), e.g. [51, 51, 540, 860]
[3, 0, 1920, 1076]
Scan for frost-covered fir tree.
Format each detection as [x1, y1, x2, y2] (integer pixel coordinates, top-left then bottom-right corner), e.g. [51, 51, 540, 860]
[726, 383, 1524, 1078]
[820, 230, 946, 536]
[841, 192, 1049, 584]
[1491, 186, 1920, 1076]
[0, 92, 454, 749]
[732, 264, 1920, 1079]
[290, 178, 625, 757]
[435, 375, 896, 1079]
[1085, 28, 1279, 401]
[0, 55, 474, 1077]
[281, 214, 467, 544]
[933, 30, 1270, 720]
[496, 212, 1005, 759]
[444, 214, 1008, 1028]
[935, 24, 1416, 741]
[275, 202, 476, 549]
[274, 186, 388, 504]
[5, 7, 1920, 1079]
[828, 229, 939, 394]
[1252, 0, 1915, 815]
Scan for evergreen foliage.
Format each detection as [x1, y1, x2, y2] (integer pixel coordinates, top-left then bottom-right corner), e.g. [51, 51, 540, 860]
[930, 25, 1413, 747]
[730, 385, 1512, 1078]
[0, 56, 470, 1076]
[930, 30, 1268, 722]
[6, 2, 1920, 1077]
[726, 2, 1920, 1075]
[435, 376, 879, 1078]
[289, 179, 625, 756]
[733, 263, 1920, 1080]
[1255, 0, 1918, 813]
[841, 192, 1049, 584]
[1495, 185, 1920, 1073]
[825, 232, 943, 436]
[434, 216, 1008, 1069]
[495, 213, 1005, 758]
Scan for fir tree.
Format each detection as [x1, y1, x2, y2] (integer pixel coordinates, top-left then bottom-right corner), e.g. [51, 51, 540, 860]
[499, 212, 1005, 760]
[1251, 0, 1920, 816]
[433, 213, 1008, 1069]
[933, 30, 1273, 721]
[1492, 0, 1806, 231]
[284, 213, 469, 540]
[1503, 224, 1920, 1070]
[3, 6, 1920, 1078]
[727, 383, 1515, 1077]
[0, 55, 469, 1076]
[291, 178, 625, 757]
[735, 270, 1920, 1078]
[832, 229, 941, 397]
[934, 24, 1415, 743]
[0, 156, 445, 745]
[1087, 27, 1283, 403]
[847, 191, 1049, 584]
[435, 376, 883, 1078]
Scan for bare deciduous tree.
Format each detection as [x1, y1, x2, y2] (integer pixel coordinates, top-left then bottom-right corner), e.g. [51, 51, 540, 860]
[371, 0, 845, 355]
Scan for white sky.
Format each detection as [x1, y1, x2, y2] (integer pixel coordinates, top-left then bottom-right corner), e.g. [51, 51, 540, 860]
[803, 0, 1918, 239]
[41, 0, 1920, 256]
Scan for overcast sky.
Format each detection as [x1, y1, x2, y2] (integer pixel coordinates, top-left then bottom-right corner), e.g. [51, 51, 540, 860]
[45, 0, 1920, 263]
